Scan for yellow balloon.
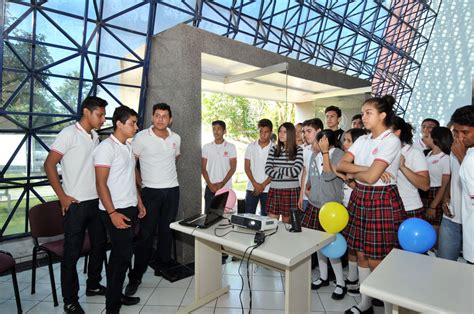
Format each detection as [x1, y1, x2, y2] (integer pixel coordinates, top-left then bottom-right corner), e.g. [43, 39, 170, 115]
[319, 202, 349, 234]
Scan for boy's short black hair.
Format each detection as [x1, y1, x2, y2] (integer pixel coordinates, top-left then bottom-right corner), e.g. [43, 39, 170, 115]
[81, 96, 107, 116]
[258, 118, 273, 130]
[325, 106, 342, 118]
[422, 118, 440, 127]
[351, 114, 362, 121]
[302, 118, 324, 131]
[212, 120, 226, 130]
[112, 106, 138, 130]
[450, 106, 474, 127]
[152, 103, 172, 118]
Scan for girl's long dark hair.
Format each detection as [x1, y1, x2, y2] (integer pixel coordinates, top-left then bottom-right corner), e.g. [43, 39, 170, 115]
[428, 126, 453, 155]
[345, 128, 367, 144]
[392, 116, 414, 145]
[275, 122, 297, 160]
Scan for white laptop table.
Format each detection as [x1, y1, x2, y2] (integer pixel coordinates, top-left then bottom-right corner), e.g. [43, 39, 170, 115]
[171, 221, 335, 314]
[360, 248, 474, 313]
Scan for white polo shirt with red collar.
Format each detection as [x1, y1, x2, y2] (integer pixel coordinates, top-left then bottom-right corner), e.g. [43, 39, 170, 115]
[460, 147, 474, 262]
[348, 129, 401, 186]
[132, 126, 181, 189]
[50, 122, 99, 202]
[397, 144, 429, 211]
[412, 137, 428, 152]
[93, 135, 137, 211]
[244, 140, 272, 193]
[202, 140, 237, 188]
[426, 151, 450, 187]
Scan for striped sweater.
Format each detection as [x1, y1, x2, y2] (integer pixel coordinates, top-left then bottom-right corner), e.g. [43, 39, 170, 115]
[265, 145, 304, 189]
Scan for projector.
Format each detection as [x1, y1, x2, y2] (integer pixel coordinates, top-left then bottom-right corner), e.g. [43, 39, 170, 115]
[230, 214, 279, 231]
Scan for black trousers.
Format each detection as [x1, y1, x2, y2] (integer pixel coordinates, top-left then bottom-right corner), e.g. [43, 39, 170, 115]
[129, 186, 179, 282]
[61, 199, 107, 304]
[101, 206, 138, 312]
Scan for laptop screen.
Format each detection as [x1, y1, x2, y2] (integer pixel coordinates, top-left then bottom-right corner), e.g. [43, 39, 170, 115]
[208, 191, 229, 217]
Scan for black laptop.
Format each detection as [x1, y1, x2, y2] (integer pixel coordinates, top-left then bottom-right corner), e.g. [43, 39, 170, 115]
[179, 191, 229, 228]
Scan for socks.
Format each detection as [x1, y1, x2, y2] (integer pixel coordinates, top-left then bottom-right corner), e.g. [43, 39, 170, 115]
[347, 260, 359, 282]
[384, 302, 393, 314]
[316, 251, 328, 281]
[355, 266, 372, 312]
[330, 258, 345, 294]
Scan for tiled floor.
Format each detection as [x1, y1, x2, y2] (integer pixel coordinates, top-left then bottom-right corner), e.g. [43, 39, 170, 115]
[0, 257, 385, 313]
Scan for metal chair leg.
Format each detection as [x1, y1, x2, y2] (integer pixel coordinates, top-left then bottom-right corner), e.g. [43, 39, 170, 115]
[83, 254, 88, 274]
[11, 266, 23, 313]
[31, 246, 37, 295]
[47, 252, 58, 307]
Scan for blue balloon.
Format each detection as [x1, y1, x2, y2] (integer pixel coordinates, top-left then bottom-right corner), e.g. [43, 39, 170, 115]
[321, 233, 347, 258]
[398, 218, 436, 253]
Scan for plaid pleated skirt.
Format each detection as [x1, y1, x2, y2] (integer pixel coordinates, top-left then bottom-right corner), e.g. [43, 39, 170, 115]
[344, 183, 406, 260]
[405, 207, 425, 219]
[420, 187, 442, 225]
[301, 203, 322, 231]
[266, 187, 300, 217]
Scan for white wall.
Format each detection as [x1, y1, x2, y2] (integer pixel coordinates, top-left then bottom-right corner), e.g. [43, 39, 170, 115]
[404, 0, 473, 132]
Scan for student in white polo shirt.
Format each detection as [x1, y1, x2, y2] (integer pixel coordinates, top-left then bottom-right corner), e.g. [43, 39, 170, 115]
[412, 118, 440, 152]
[202, 120, 237, 210]
[244, 119, 273, 215]
[299, 118, 323, 211]
[391, 117, 430, 218]
[438, 144, 463, 261]
[450, 106, 474, 264]
[125, 103, 181, 296]
[44, 96, 108, 314]
[94, 106, 146, 313]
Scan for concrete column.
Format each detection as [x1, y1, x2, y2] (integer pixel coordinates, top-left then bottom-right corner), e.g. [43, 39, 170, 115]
[145, 30, 202, 264]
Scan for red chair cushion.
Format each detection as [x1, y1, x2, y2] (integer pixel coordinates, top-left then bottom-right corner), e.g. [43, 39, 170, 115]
[41, 235, 91, 257]
[0, 252, 15, 273]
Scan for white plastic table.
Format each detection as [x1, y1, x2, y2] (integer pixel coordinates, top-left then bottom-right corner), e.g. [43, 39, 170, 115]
[360, 249, 474, 313]
[171, 221, 335, 314]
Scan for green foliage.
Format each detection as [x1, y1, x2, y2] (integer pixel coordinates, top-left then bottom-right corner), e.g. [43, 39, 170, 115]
[202, 92, 295, 142]
[2, 30, 87, 130]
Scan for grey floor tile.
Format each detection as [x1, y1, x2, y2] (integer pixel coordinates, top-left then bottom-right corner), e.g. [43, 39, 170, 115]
[140, 305, 179, 313]
[0, 299, 39, 313]
[180, 288, 217, 308]
[318, 292, 357, 312]
[146, 287, 187, 306]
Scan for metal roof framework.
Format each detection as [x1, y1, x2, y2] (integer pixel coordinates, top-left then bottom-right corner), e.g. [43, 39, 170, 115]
[0, 0, 440, 239]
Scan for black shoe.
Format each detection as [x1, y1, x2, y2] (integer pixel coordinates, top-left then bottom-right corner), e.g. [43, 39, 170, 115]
[311, 278, 329, 290]
[85, 284, 106, 296]
[120, 294, 140, 306]
[345, 278, 358, 286]
[64, 302, 85, 314]
[124, 280, 141, 296]
[331, 284, 347, 300]
[344, 305, 374, 314]
[347, 286, 360, 295]
[372, 298, 384, 306]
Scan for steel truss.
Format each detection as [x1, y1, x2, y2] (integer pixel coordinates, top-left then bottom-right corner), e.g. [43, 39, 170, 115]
[1, 0, 440, 239]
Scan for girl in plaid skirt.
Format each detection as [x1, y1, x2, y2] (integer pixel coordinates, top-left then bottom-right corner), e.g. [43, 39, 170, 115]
[265, 122, 304, 223]
[337, 95, 405, 314]
[420, 127, 453, 235]
[301, 128, 346, 300]
[341, 128, 367, 295]
[391, 117, 430, 219]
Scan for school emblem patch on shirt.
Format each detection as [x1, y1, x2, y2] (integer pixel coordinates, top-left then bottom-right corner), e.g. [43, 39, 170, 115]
[432, 160, 439, 164]
[372, 147, 378, 155]
[172, 143, 176, 149]
[224, 151, 229, 157]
